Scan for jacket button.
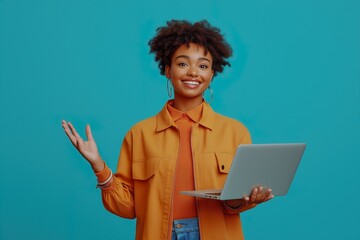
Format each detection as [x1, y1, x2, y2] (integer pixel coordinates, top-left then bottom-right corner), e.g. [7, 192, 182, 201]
[221, 165, 225, 170]
[176, 223, 182, 229]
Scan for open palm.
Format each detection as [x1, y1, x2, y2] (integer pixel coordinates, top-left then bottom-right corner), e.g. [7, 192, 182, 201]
[62, 120, 103, 170]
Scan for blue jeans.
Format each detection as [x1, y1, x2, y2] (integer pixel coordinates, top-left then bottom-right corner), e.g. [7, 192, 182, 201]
[172, 218, 200, 240]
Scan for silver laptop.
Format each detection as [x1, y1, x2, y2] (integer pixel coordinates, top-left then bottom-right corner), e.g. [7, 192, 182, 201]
[181, 143, 306, 200]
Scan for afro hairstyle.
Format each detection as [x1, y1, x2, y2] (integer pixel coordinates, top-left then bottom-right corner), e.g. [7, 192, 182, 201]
[148, 20, 233, 76]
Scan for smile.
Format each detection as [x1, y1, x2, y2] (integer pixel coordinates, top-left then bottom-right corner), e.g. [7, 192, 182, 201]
[182, 80, 200, 86]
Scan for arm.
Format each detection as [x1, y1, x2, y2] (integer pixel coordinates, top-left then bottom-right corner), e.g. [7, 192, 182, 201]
[61, 120, 136, 218]
[98, 132, 136, 219]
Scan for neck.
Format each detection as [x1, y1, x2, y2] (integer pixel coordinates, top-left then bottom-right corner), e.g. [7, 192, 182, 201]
[172, 95, 203, 112]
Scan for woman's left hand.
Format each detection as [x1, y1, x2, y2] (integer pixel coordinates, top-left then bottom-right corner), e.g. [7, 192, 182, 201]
[225, 186, 274, 209]
[244, 186, 274, 204]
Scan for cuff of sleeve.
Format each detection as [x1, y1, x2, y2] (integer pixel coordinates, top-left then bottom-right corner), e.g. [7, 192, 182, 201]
[222, 201, 257, 214]
[222, 201, 242, 213]
[95, 163, 112, 183]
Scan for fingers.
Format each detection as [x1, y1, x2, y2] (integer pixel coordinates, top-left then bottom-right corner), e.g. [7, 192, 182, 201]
[67, 122, 82, 140]
[247, 186, 274, 204]
[86, 124, 94, 141]
[62, 120, 84, 148]
[62, 120, 78, 146]
[264, 189, 275, 202]
[260, 188, 274, 203]
[249, 187, 259, 203]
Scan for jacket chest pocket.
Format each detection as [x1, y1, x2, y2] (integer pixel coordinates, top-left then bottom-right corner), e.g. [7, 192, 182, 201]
[132, 157, 160, 180]
[215, 152, 234, 174]
[213, 152, 234, 189]
[195, 152, 234, 189]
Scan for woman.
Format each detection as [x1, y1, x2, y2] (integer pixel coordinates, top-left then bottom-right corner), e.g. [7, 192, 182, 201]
[62, 20, 273, 240]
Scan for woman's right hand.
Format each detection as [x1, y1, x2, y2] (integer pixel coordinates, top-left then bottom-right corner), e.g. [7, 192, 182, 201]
[61, 120, 104, 172]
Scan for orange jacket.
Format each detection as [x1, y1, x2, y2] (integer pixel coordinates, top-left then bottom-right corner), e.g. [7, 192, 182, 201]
[100, 101, 254, 239]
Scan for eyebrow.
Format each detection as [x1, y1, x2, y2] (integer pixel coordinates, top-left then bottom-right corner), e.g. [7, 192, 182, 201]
[175, 55, 211, 63]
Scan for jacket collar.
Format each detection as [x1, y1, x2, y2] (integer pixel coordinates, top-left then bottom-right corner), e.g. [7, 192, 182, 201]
[156, 100, 214, 132]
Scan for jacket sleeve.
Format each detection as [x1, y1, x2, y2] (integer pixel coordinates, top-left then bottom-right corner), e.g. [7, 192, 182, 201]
[96, 132, 136, 219]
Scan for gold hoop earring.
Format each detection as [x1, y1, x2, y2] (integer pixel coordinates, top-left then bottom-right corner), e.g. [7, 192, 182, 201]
[167, 79, 173, 98]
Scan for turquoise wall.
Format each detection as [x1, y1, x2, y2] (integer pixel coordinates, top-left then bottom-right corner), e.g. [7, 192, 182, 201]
[1, 0, 359, 239]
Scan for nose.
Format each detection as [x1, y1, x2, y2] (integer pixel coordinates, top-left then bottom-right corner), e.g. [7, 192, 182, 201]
[187, 66, 198, 77]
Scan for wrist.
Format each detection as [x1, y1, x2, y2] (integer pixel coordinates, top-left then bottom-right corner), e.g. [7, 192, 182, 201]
[96, 169, 113, 189]
[91, 159, 105, 173]
[225, 200, 244, 209]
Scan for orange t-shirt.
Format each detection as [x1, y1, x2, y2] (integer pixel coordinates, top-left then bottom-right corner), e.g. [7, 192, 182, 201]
[167, 101, 203, 220]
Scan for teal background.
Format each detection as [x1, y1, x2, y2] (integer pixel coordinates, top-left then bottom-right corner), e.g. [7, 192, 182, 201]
[1, 0, 359, 239]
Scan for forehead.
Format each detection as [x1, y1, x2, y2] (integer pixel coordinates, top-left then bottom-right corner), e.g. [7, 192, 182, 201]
[172, 43, 212, 61]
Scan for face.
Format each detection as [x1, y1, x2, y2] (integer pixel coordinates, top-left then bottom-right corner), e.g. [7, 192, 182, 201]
[165, 43, 214, 103]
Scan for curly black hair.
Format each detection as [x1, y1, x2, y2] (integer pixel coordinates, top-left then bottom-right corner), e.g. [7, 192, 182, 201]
[148, 20, 233, 76]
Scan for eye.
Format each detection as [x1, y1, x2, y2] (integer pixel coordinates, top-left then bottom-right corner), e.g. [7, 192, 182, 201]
[177, 62, 188, 67]
[199, 64, 209, 69]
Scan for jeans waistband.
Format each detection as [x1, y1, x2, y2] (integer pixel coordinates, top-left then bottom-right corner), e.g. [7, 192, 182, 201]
[172, 218, 199, 234]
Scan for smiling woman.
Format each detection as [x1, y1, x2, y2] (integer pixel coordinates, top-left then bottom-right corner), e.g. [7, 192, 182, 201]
[62, 19, 273, 240]
[165, 43, 214, 110]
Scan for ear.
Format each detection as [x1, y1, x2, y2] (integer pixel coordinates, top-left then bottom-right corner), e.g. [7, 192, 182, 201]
[165, 65, 171, 79]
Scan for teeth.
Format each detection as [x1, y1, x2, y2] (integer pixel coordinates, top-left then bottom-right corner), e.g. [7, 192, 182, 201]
[183, 81, 200, 85]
